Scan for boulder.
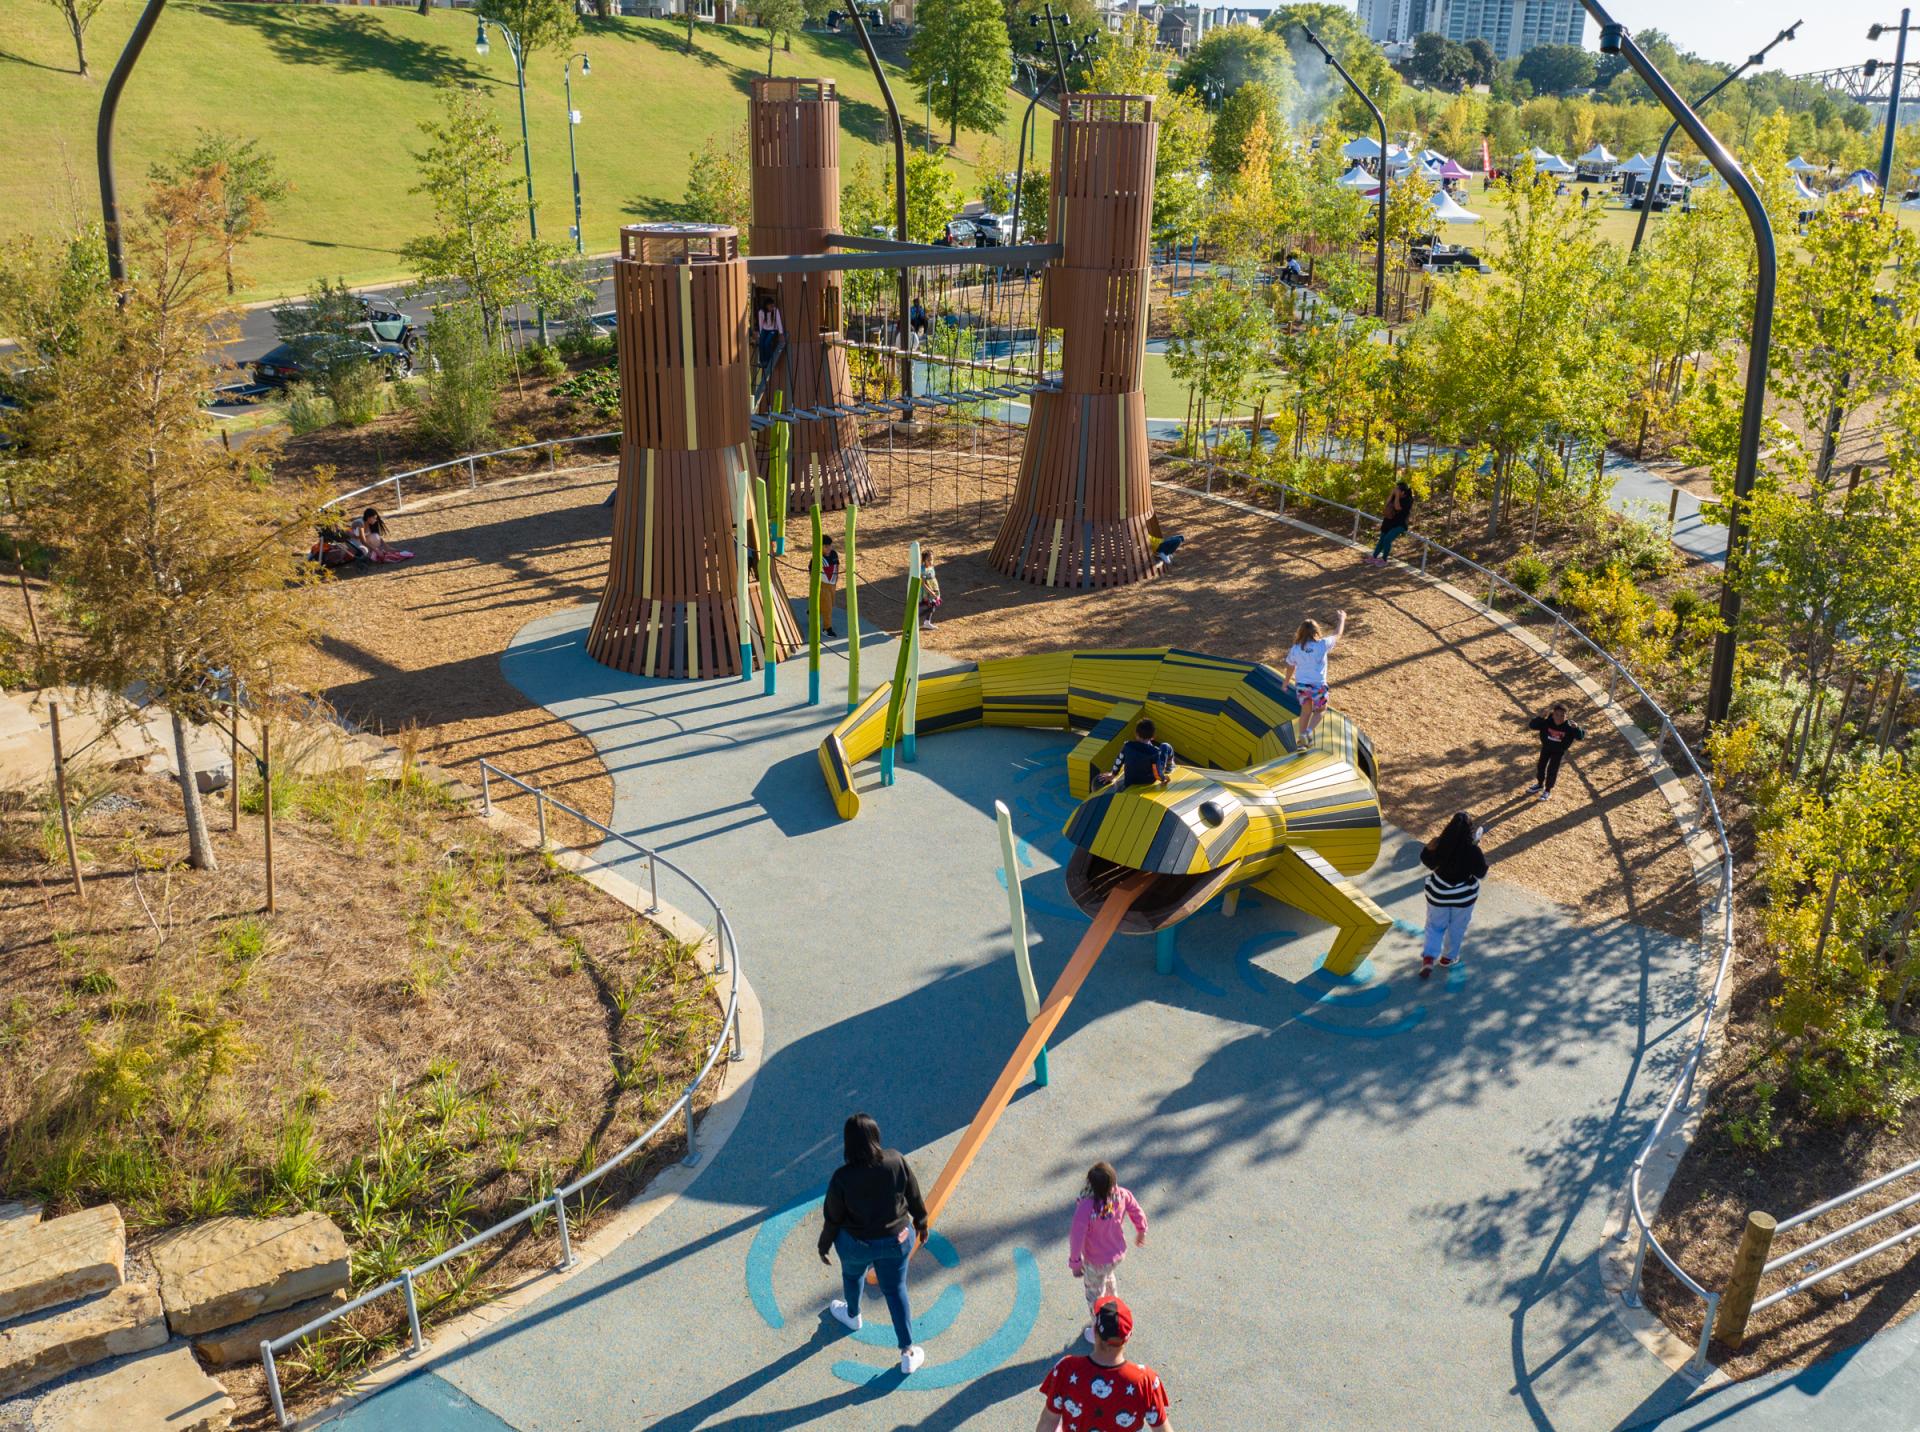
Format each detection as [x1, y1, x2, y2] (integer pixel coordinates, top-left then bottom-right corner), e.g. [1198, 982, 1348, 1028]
[30, 1343, 233, 1432]
[0, 1202, 42, 1243]
[151, 1212, 349, 1337]
[190, 1287, 347, 1367]
[0, 1282, 167, 1399]
[0, 1206, 124, 1325]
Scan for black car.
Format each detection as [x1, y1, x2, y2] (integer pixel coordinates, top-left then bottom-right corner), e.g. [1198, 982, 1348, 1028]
[252, 334, 411, 388]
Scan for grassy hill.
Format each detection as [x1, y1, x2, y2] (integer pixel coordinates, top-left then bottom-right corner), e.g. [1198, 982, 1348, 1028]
[0, 1, 1046, 299]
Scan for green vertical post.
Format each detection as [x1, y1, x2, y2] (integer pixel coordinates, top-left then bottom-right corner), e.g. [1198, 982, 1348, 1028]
[733, 464, 751, 682]
[769, 395, 790, 555]
[995, 800, 1048, 1086]
[807, 502, 823, 707]
[903, 563, 921, 764]
[881, 541, 921, 786]
[844, 501, 861, 711]
[755, 475, 777, 696]
[1155, 926, 1176, 976]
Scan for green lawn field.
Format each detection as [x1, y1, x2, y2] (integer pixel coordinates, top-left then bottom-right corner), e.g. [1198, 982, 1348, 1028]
[0, 1, 1048, 300]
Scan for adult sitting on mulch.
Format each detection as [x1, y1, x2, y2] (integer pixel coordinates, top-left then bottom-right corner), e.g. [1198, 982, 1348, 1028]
[352, 507, 413, 563]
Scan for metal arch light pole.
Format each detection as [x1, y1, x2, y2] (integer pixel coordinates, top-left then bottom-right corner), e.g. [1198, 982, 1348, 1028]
[1631, 21, 1800, 256]
[1868, 12, 1915, 209]
[1580, 1, 1777, 732]
[1303, 26, 1386, 320]
[96, 0, 170, 283]
[477, 17, 549, 346]
[564, 52, 590, 255]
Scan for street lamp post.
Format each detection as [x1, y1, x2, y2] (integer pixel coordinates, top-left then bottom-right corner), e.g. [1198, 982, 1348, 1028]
[565, 53, 590, 256]
[1631, 21, 1799, 255]
[477, 17, 549, 346]
[1578, 1, 1777, 732]
[96, 0, 170, 284]
[1867, 12, 1915, 208]
[1029, 7, 1071, 94]
[1302, 26, 1386, 320]
[843, 1, 914, 415]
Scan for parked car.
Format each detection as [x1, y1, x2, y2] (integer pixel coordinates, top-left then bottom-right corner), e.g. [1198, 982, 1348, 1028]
[273, 296, 420, 351]
[252, 334, 411, 388]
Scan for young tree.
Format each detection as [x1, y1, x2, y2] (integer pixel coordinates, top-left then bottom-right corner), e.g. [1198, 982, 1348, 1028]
[682, 124, 753, 235]
[1166, 279, 1274, 461]
[908, 0, 1013, 147]
[1174, 25, 1294, 111]
[149, 132, 289, 296]
[751, 0, 806, 72]
[11, 175, 322, 870]
[39, 0, 107, 78]
[476, 0, 580, 59]
[402, 86, 583, 349]
[1213, 107, 1282, 265]
[416, 302, 504, 453]
[903, 151, 962, 245]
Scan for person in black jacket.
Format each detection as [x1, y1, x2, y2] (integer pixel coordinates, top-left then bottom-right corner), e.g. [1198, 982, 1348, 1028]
[1526, 702, 1586, 802]
[820, 1113, 929, 1374]
[1418, 813, 1488, 978]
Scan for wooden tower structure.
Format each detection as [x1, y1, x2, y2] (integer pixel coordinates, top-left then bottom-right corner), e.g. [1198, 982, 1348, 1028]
[991, 94, 1160, 589]
[749, 77, 873, 510]
[588, 223, 801, 679]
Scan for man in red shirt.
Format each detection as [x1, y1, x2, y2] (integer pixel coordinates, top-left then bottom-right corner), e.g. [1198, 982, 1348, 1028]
[1036, 1296, 1173, 1432]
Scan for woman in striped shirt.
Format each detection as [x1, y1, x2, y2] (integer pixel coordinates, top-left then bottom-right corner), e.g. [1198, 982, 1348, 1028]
[1418, 813, 1488, 979]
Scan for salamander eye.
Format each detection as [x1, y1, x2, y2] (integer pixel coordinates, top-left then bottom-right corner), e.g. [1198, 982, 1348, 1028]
[1198, 800, 1225, 827]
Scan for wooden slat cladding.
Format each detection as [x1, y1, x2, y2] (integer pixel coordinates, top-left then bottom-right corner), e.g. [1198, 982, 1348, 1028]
[992, 95, 1160, 590]
[589, 224, 800, 680]
[748, 77, 874, 512]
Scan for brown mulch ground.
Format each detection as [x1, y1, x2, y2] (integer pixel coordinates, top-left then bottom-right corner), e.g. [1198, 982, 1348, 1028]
[295, 469, 621, 848]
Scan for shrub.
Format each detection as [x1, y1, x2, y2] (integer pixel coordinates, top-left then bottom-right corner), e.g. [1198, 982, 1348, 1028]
[1505, 547, 1551, 597]
[1557, 564, 1673, 669]
[323, 359, 386, 428]
[415, 303, 501, 454]
[553, 366, 619, 418]
[279, 382, 333, 436]
[555, 325, 613, 362]
[524, 344, 566, 379]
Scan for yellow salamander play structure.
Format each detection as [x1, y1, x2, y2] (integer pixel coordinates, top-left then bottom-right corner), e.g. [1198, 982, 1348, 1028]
[818, 647, 1393, 975]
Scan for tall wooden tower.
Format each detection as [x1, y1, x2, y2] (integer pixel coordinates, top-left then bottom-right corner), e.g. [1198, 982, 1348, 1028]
[587, 223, 800, 679]
[991, 94, 1160, 589]
[749, 77, 873, 511]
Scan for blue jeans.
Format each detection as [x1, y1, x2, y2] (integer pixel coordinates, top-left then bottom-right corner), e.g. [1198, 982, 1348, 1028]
[836, 1228, 914, 1349]
[1423, 902, 1473, 963]
[1372, 523, 1408, 558]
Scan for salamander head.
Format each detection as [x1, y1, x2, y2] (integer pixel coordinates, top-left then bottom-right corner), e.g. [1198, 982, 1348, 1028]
[1061, 772, 1253, 933]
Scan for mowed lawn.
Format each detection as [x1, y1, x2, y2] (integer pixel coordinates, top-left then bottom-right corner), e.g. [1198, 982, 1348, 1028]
[0, 1, 1049, 299]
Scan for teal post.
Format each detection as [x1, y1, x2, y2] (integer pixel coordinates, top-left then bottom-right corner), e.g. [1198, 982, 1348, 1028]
[995, 800, 1048, 1086]
[807, 502, 823, 707]
[769, 394, 789, 555]
[844, 502, 861, 711]
[1154, 926, 1176, 976]
[881, 541, 921, 787]
[755, 475, 776, 696]
[902, 567, 921, 764]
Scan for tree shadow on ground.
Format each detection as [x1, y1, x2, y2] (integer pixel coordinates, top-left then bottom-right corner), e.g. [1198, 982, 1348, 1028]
[196, 3, 487, 86]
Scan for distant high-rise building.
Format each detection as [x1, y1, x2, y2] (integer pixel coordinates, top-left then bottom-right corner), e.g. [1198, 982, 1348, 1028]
[1356, 0, 1436, 44]
[1435, 0, 1585, 61]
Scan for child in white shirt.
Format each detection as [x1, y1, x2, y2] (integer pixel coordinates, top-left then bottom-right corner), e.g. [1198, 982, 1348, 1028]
[1284, 608, 1347, 744]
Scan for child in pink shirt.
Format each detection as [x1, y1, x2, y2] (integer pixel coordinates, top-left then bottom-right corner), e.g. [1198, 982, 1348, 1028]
[1067, 1162, 1148, 1343]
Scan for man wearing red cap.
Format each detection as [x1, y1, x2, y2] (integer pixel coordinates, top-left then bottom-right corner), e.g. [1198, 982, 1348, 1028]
[1036, 1296, 1173, 1432]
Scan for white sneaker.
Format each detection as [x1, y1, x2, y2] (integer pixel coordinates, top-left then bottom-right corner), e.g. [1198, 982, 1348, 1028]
[829, 1299, 862, 1332]
[900, 1345, 925, 1374]
[1537, 789, 1550, 802]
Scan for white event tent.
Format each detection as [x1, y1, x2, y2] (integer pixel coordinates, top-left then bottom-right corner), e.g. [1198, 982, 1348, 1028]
[1576, 143, 1617, 168]
[1785, 155, 1822, 174]
[1429, 189, 1482, 224]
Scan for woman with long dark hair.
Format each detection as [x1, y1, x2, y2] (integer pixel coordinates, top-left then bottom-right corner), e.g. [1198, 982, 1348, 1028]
[818, 1113, 928, 1374]
[1418, 812, 1488, 978]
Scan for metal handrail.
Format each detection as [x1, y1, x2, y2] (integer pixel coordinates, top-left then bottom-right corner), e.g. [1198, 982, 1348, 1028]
[1744, 1155, 1920, 1315]
[259, 760, 743, 1427]
[1162, 461, 1740, 1370]
[322, 430, 619, 513]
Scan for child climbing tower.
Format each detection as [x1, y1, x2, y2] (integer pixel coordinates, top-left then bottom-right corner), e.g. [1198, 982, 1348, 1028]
[991, 94, 1160, 589]
[588, 223, 801, 678]
[749, 77, 874, 511]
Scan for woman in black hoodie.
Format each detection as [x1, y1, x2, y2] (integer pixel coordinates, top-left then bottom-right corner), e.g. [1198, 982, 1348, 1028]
[819, 1113, 928, 1373]
[1418, 812, 1489, 978]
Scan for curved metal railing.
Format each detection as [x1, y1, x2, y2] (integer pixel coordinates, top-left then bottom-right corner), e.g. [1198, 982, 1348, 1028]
[260, 762, 744, 1426]
[1160, 463, 1739, 1371]
[322, 430, 619, 513]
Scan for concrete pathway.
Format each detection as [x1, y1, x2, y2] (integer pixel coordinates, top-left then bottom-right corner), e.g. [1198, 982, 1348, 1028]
[330, 604, 1707, 1430]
